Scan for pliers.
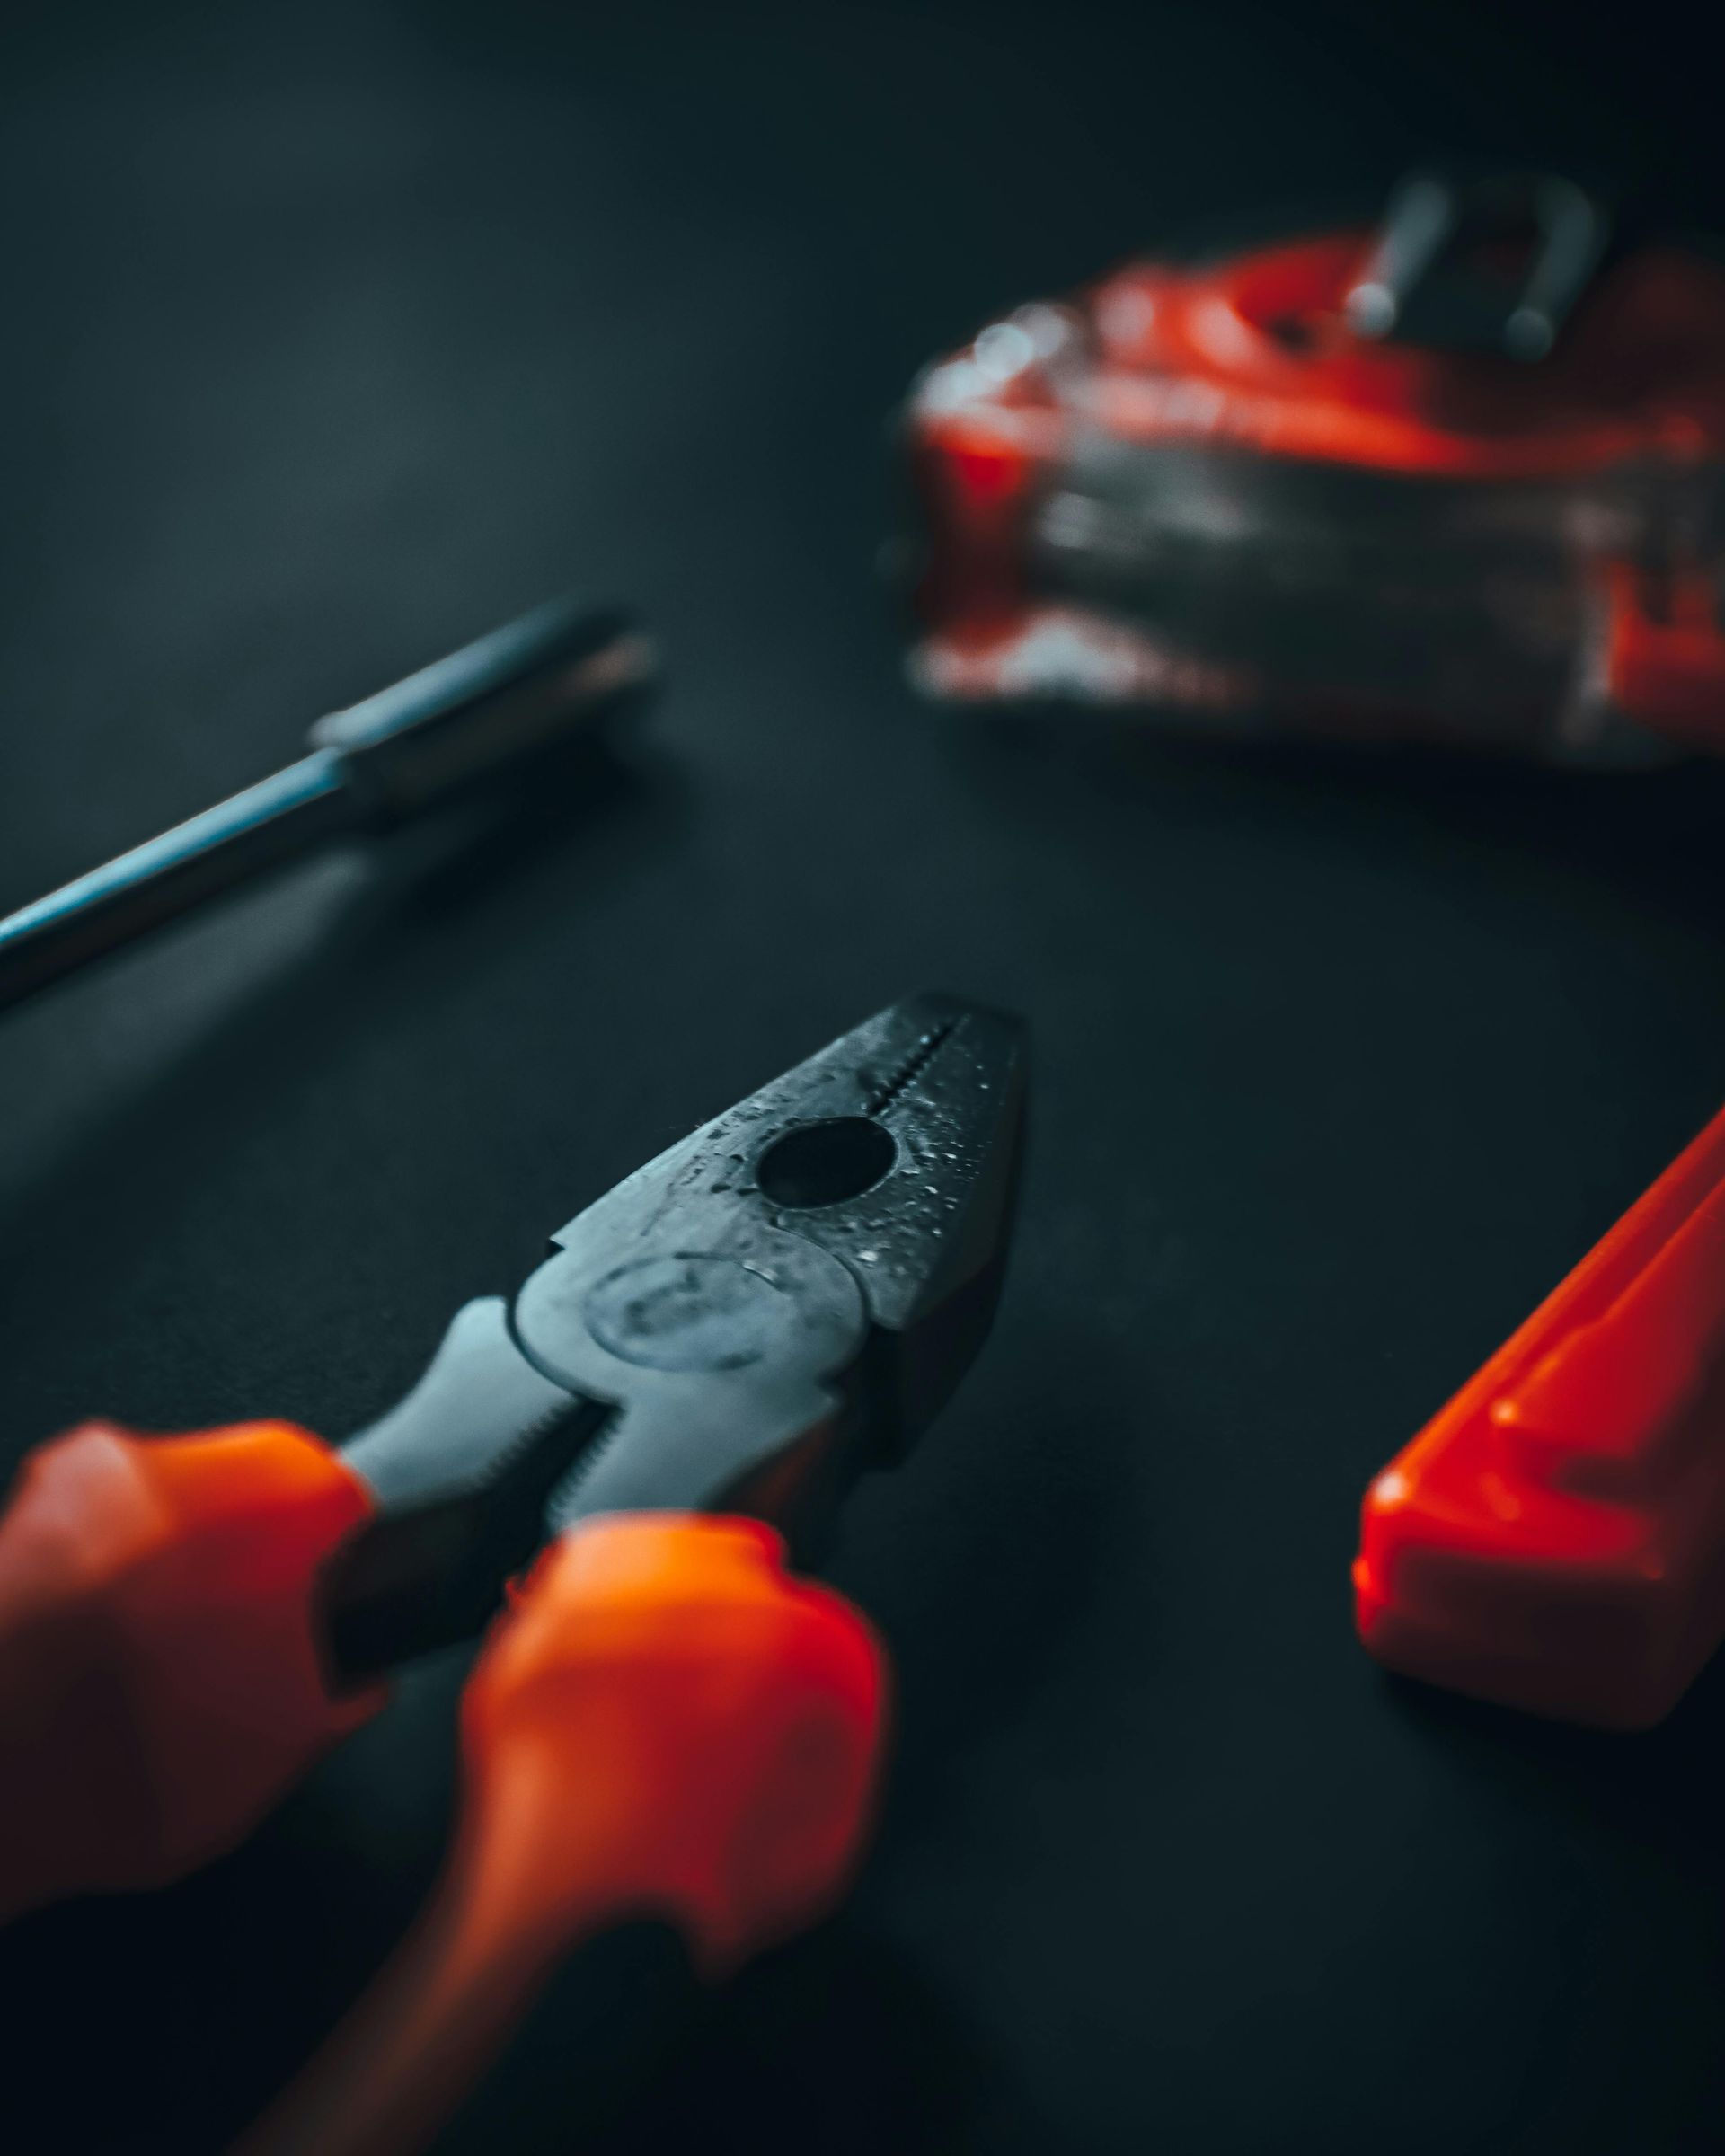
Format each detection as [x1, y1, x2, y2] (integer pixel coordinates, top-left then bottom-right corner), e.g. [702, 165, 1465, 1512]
[0, 992, 1026, 2155]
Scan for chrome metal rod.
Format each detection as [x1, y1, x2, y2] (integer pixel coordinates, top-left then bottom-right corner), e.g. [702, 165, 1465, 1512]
[0, 755, 357, 1012]
[0, 598, 653, 1013]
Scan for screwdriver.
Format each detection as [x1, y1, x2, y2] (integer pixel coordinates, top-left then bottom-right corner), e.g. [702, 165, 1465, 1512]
[0, 597, 655, 1012]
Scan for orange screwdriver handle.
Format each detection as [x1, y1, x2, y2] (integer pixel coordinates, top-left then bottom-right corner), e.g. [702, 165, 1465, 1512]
[0, 1420, 382, 1922]
[234, 1513, 888, 2156]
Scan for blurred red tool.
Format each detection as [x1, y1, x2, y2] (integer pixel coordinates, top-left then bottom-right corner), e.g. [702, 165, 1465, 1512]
[1356, 1099, 1725, 1729]
[0, 994, 1025, 2152]
[902, 169, 1725, 762]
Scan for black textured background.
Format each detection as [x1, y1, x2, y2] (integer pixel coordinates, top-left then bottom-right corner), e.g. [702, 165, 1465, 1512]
[4, 4, 1725, 2151]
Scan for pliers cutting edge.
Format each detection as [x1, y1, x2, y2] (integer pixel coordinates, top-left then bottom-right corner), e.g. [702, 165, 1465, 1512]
[0, 993, 1026, 2155]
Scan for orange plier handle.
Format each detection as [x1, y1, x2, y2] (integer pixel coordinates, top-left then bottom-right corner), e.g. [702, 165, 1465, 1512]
[0, 1420, 887, 2156]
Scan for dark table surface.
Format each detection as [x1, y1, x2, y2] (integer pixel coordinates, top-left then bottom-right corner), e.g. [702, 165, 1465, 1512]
[5, 4, 1725, 2150]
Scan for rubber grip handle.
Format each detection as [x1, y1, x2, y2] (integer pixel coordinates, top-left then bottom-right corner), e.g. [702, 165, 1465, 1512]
[0, 1420, 381, 1922]
[234, 1513, 887, 2156]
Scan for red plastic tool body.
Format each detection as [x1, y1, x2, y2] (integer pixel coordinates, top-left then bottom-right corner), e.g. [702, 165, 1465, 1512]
[906, 225, 1725, 755]
[1356, 1101, 1725, 1728]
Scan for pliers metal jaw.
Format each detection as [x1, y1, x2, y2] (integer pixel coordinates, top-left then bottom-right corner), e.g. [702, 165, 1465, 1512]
[327, 993, 1026, 1683]
[0, 994, 1024, 2156]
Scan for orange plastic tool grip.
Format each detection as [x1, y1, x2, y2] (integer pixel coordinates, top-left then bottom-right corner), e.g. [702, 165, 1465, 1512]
[234, 1513, 887, 2156]
[1356, 1100, 1725, 1728]
[0, 1420, 381, 1921]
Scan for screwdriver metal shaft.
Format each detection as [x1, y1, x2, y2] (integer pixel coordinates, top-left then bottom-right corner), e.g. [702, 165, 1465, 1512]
[0, 597, 655, 1012]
